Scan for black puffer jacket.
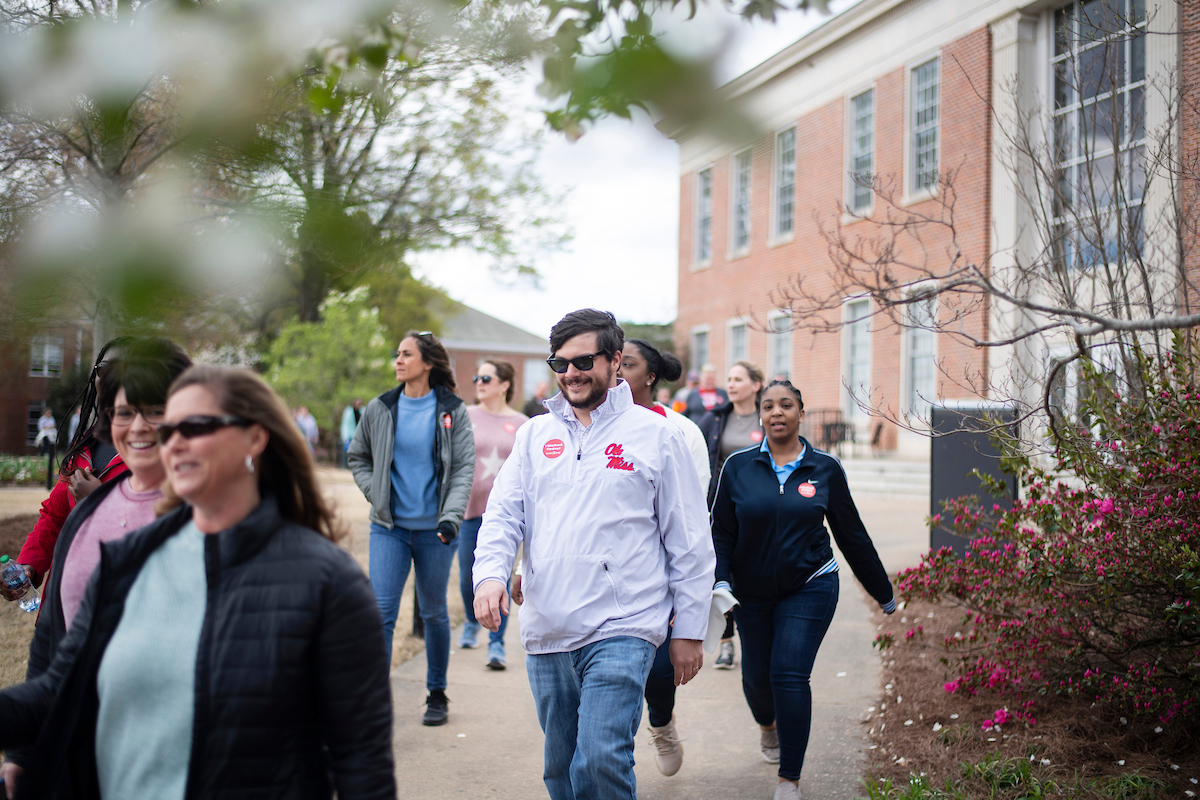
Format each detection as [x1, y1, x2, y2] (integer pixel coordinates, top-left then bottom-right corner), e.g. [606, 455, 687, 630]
[0, 497, 395, 800]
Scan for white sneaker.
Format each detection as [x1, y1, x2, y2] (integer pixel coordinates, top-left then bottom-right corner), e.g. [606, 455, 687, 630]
[715, 640, 735, 669]
[773, 780, 801, 800]
[760, 728, 780, 764]
[647, 718, 684, 776]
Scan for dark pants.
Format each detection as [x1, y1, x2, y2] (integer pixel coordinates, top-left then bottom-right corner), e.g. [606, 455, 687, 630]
[734, 573, 839, 781]
[643, 636, 676, 728]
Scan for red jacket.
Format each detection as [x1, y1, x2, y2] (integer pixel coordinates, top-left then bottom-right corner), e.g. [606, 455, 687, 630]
[18, 449, 127, 583]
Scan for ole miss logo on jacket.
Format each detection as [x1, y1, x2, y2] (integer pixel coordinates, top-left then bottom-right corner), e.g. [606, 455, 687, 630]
[604, 443, 635, 471]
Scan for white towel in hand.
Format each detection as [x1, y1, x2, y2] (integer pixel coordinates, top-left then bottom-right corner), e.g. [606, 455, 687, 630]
[703, 588, 739, 653]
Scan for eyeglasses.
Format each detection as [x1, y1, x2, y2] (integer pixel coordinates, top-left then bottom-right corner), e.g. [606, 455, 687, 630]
[108, 405, 167, 427]
[155, 414, 253, 445]
[472, 375, 493, 384]
[546, 351, 607, 374]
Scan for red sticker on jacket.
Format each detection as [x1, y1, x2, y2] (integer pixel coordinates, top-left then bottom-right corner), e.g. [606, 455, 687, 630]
[750, 430, 764, 442]
[798, 482, 816, 498]
[442, 413, 453, 429]
[543, 439, 565, 458]
[504, 422, 517, 434]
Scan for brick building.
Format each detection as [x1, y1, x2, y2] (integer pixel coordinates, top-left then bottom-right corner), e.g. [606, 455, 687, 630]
[671, 0, 1182, 455]
[439, 300, 551, 408]
[0, 324, 93, 454]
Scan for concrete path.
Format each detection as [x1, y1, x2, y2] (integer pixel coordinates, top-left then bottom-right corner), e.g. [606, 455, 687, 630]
[389, 496, 931, 800]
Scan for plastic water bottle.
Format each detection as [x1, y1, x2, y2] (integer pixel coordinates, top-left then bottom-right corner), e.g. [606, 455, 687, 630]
[1, 555, 40, 613]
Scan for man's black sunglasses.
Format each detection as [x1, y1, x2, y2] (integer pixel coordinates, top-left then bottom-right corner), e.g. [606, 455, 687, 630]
[546, 351, 607, 374]
[155, 415, 253, 445]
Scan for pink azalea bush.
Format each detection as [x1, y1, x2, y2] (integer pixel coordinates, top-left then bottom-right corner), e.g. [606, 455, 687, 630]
[898, 348, 1200, 729]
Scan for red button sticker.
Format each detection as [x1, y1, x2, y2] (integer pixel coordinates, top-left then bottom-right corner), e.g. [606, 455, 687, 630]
[543, 439, 565, 458]
[798, 482, 816, 498]
[442, 413, 453, 429]
[750, 430, 764, 443]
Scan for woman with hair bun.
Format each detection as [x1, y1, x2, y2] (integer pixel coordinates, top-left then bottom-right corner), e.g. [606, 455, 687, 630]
[457, 359, 529, 670]
[347, 330, 475, 727]
[711, 379, 895, 800]
[0, 364, 395, 800]
[615, 338, 710, 778]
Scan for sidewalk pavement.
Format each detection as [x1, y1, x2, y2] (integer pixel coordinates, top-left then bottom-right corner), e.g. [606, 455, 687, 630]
[389, 496, 931, 800]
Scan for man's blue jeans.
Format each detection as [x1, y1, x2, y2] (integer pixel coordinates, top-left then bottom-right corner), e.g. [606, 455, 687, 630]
[526, 636, 656, 800]
[734, 573, 839, 781]
[369, 523, 455, 690]
[457, 516, 508, 644]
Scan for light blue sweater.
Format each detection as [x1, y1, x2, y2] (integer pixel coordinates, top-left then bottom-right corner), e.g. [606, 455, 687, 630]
[96, 520, 207, 800]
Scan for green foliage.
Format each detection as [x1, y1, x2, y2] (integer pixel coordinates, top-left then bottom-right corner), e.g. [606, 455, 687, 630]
[263, 288, 394, 439]
[1092, 772, 1169, 800]
[901, 342, 1200, 729]
[0, 455, 47, 485]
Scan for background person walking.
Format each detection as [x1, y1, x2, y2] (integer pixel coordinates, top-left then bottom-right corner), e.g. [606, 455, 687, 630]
[710, 380, 895, 800]
[458, 359, 529, 669]
[348, 330, 475, 726]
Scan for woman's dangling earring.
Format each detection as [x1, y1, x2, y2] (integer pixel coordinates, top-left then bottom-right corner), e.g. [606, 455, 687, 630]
[245, 455, 255, 474]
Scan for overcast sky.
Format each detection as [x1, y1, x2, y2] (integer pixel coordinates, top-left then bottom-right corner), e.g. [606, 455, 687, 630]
[414, 1, 861, 340]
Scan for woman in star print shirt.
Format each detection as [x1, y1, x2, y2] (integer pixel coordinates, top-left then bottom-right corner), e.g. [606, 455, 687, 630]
[457, 360, 529, 669]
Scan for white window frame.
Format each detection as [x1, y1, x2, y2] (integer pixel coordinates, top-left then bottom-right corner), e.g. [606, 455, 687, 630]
[904, 54, 941, 203]
[523, 358, 549, 403]
[29, 333, 64, 378]
[901, 286, 938, 420]
[729, 148, 753, 257]
[689, 325, 711, 373]
[846, 87, 876, 216]
[726, 318, 749, 371]
[27, 402, 46, 446]
[766, 311, 792, 381]
[771, 127, 796, 244]
[841, 297, 872, 422]
[694, 166, 714, 268]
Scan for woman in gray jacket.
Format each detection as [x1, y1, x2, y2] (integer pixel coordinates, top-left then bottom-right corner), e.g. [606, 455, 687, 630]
[348, 330, 475, 727]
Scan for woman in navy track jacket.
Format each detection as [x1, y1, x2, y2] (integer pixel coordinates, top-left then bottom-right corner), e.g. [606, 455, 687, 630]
[710, 380, 895, 800]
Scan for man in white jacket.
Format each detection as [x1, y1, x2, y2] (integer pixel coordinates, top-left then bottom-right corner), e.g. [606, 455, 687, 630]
[473, 309, 715, 800]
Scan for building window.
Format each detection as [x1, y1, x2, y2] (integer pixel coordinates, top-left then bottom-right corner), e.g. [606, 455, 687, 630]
[690, 329, 710, 372]
[524, 358, 548, 403]
[910, 57, 940, 194]
[731, 150, 752, 253]
[845, 299, 871, 420]
[696, 167, 713, 263]
[767, 314, 792, 380]
[728, 321, 748, 366]
[27, 403, 45, 445]
[773, 128, 796, 239]
[848, 89, 875, 213]
[906, 295, 936, 416]
[29, 334, 64, 378]
[1051, 0, 1145, 270]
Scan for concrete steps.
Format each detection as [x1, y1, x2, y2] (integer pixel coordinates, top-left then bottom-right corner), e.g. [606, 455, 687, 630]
[838, 456, 930, 500]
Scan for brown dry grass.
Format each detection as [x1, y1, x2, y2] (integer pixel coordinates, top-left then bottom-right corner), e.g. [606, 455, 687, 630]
[0, 516, 40, 689]
[862, 598, 1200, 800]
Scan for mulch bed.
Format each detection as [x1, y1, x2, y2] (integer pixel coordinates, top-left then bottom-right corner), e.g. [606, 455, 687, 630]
[0, 516, 36, 563]
[863, 598, 1200, 799]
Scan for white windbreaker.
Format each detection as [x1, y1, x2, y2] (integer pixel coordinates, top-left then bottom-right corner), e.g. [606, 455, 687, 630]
[473, 380, 716, 654]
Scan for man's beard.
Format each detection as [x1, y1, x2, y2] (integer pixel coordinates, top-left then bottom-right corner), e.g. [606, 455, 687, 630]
[560, 366, 613, 410]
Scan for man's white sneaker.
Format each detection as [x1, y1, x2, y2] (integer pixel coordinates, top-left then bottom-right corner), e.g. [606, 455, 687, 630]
[714, 640, 735, 669]
[760, 728, 780, 763]
[773, 780, 802, 800]
[648, 718, 684, 776]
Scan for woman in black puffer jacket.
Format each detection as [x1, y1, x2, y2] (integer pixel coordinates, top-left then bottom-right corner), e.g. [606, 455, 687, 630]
[0, 364, 394, 800]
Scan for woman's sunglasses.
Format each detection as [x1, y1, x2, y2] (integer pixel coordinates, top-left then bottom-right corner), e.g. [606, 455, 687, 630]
[546, 351, 606, 374]
[155, 415, 253, 445]
[471, 375, 493, 384]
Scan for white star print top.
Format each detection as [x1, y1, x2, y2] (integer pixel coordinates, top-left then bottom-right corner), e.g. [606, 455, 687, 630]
[465, 405, 530, 519]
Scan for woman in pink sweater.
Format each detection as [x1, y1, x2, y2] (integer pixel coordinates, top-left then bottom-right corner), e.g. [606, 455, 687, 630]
[456, 360, 529, 669]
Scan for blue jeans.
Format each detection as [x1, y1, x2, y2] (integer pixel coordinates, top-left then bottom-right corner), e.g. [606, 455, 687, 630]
[369, 523, 455, 690]
[734, 573, 839, 781]
[643, 632, 675, 728]
[457, 517, 508, 644]
[526, 636, 656, 800]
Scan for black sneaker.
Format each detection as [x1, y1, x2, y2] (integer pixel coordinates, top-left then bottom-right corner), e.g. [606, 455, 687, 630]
[422, 690, 449, 726]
